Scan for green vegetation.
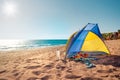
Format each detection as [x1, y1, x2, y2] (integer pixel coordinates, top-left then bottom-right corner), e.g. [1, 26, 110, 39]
[118, 30, 120, 33]
[102, 29, 120, 40]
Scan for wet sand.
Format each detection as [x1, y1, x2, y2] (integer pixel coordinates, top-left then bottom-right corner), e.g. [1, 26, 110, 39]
[0, 39, 120, 80]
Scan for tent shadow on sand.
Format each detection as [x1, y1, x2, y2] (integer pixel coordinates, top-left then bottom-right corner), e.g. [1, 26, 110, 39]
[92, 55, 120, 67]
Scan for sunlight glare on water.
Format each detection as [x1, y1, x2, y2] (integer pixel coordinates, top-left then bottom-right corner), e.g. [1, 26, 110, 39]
[0, 40, 23, 46]
[0, 40, 25, 50]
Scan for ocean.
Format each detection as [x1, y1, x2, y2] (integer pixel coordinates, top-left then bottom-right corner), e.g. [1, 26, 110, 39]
[0, 39, 67, 51]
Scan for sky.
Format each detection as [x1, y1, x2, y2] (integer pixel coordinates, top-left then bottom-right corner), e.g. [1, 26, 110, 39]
[0, 0, 120, 39]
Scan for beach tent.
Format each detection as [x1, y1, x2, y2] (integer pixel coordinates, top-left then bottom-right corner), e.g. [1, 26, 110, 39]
[66, 23, 110, 58]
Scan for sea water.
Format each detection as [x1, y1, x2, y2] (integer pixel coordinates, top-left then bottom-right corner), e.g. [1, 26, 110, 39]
[0, 39, 67, 51]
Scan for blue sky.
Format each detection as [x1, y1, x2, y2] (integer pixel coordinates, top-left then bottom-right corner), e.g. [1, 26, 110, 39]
[0, 0, 120, 39]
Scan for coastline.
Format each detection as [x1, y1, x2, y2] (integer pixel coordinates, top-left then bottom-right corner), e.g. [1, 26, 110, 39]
[0, 44, 65, 52]
[0, 39, 120, 80]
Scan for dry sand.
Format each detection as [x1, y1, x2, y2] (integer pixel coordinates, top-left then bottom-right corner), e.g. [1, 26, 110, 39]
[0, 39, 120, 80]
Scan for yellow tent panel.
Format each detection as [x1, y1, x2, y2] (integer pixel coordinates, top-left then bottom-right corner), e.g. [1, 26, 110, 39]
[81, 32, 110, 54]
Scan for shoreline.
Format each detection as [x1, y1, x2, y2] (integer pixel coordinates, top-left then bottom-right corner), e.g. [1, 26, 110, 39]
[0, 39, 67, 52]
[0, 45, 65, 52]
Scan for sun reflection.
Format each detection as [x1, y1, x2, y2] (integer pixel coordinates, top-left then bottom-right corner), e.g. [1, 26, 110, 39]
[0, 40, 24, 47]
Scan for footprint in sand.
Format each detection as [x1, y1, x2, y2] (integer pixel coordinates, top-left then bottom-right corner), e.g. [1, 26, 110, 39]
[43, 64, 54, 69]
[97, 70, 110, 73]
[56, 64, 66, 70]
[16, 72, 24, 80]
[0, 78, 7, 80]
[12, 70, 18, 73]
[41, 75, 51, 80]
[111, 74, 120, 79]
[101, 75, 109, 77]
[97, 68, 118, 73]
[12, 69, 20, 77]
[24, 65, 41, 69]
[66, 68, 72, 73]
[56, 73, 61, 77]
[27, 75, 51, 80]
[13, 72, 19, 77]
[81, 77, 102, 80]
[27, 77, 40, 80]
[0, 70, 6, 74]
[32, 71, 41, 75]
[65, 74, 81, 79]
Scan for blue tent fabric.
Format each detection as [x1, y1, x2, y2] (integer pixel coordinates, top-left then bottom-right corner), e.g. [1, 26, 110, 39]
[66, 26, 86, 54]
[67, 30, 88, 57]
[91, 24, 103, 38]
[84, 23, 102, 38]
[84, 23, 96, 30]
[66, 23, 106, 58]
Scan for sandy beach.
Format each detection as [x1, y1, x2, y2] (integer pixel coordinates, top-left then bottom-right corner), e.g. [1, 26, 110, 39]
[0, 39, 120, 80]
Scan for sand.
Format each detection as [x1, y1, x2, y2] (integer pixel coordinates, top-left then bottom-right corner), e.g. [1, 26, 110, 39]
[0, 39, 120, 80]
